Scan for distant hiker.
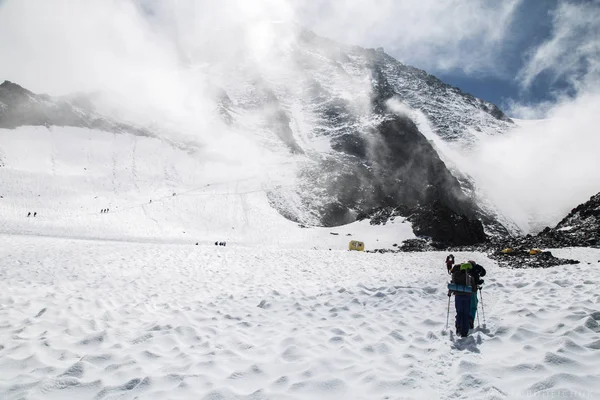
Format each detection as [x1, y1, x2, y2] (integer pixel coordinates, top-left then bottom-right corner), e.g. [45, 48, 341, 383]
[215, 241, 218, 246]
[107, 208, 109, 213]
[27, 212, 31, 217]
[173, 193, 176, 196]
[445, 254, 455, 274]
[149, 199, 152, 203]
[34, 212, 37, 217]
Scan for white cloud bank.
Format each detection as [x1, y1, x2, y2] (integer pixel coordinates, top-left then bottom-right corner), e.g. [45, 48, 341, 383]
[469, 93, 600, 232]
[467, 0, 600, 233]
[293, 0, 522, 76]
[0, 0, 523, 96]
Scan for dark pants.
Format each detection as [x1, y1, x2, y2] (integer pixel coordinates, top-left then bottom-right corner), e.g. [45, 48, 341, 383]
[455, 294, 471, 336]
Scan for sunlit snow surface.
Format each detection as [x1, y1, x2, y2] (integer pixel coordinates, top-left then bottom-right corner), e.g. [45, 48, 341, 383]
[1, 240, 599, 400]
[1, 127, 599, 399]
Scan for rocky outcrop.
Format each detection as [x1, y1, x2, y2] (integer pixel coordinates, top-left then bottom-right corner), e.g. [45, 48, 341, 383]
[488, 249, 579, 269]
[439, 192, 599, 268]
[488, 192, 600, 250]
[538, 192, 600, 248]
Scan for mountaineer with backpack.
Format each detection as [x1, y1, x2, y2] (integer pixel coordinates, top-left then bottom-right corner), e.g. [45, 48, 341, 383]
[447, 260, 486, 337]
[466, 260, 486, 328]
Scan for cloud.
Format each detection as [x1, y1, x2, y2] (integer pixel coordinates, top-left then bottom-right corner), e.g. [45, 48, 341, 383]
[0, 0, 312, 137]
[466, 0, 600, 233]
[0, 0, 524, 98]
[466, 93, 600, 233]
[0, 0, 307, 187]
[518, 0, 600, 92]
[292, 0, 522, 76]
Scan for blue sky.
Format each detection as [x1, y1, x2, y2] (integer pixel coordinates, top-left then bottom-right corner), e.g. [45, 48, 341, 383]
[435, 1, 559, 110]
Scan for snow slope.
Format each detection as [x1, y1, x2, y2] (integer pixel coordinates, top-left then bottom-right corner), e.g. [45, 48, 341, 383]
[1, 237, 599, 400]
[0, 126, 414, 249]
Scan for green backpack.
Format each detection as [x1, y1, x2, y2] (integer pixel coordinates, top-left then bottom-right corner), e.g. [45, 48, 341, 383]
[452, 263, 474, 286]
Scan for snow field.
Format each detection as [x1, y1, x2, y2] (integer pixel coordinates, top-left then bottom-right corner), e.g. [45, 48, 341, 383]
[0, 126, 414, 249]
[1, 237, 599, 400]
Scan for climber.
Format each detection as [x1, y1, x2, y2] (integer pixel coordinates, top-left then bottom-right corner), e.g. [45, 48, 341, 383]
[445, 254, 455, 274]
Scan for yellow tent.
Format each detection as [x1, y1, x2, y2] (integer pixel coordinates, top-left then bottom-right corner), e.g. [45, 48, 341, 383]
[348, 240, 365, 251]
[501, 248, 514, 254]
[529, 248, 542, 255]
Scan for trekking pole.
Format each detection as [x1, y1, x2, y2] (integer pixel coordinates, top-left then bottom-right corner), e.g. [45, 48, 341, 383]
[445, 294, 451, 331]
[479, 287, 486, 326]
[477, 292, 481, 327]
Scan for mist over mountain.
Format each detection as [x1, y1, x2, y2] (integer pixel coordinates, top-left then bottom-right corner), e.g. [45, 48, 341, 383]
[0, 24, 519, 245]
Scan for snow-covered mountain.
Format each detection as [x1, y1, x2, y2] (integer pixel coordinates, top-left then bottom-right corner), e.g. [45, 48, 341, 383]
[0, 26, 516, 245]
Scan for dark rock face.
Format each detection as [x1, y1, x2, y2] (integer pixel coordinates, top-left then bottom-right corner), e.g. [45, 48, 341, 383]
[404, 201, 486, 246]
[328, 72, 490, 245]
[319, 114, 488, 245]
